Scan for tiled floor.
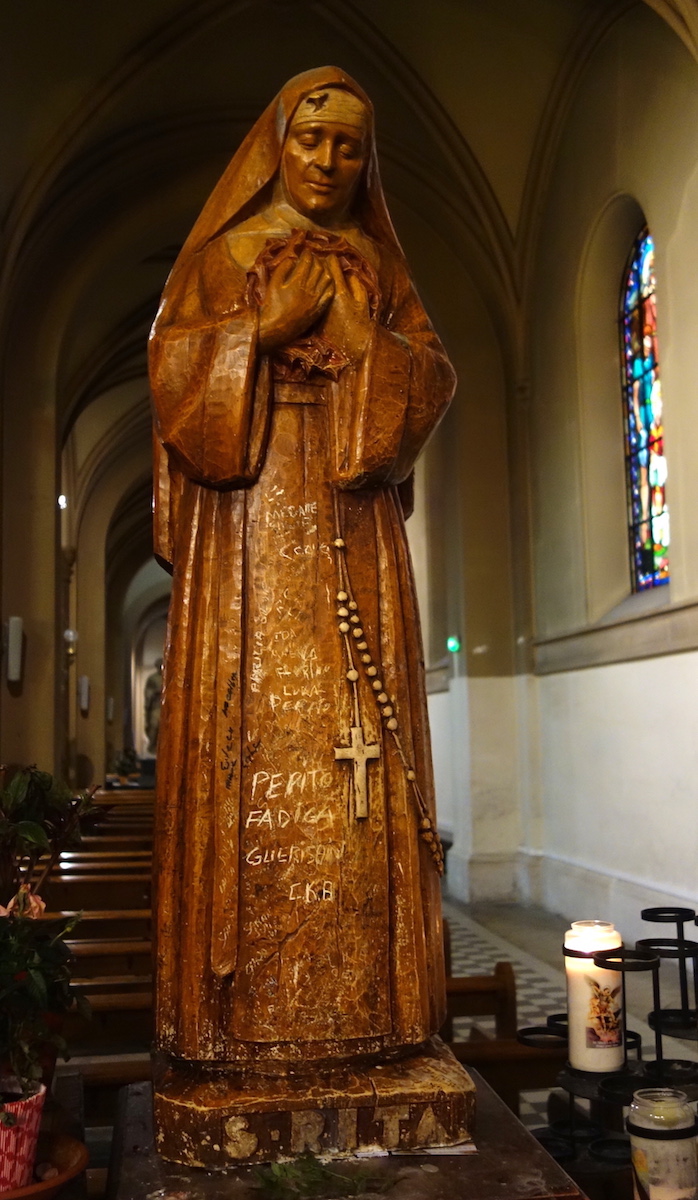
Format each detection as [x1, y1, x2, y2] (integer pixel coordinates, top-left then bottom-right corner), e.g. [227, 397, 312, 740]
[444, 899, 568, 1036]
[443, 898, 569, 1128]
[442, 897, 698, 1130]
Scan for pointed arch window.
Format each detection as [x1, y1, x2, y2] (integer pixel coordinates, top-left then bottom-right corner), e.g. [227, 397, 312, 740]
[620, 228, 669, 590]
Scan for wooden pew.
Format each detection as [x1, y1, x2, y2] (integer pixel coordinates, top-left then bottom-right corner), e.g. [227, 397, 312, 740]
[39, 791, 154, 909]
[67, 937, 152, 977]
[92, 787, 155, 802]
[80, 834, 152, 852]
[44, 910, 152, 939]
[43, 794, 157, 1143]
[41, 873, 151, 911]
[449, 1038, 568, 1116]
[440, 918, 567, 1115]
[441, 961, 518, 1041]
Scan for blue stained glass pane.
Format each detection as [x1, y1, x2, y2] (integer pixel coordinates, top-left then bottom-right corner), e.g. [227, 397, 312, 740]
[620, 230, 669, 590]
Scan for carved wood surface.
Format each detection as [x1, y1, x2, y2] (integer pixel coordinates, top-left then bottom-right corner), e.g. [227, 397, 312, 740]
[154, 1037, 475, 1166]
[149, 66, 467, 1159]
[109, 1074, 590, 1199]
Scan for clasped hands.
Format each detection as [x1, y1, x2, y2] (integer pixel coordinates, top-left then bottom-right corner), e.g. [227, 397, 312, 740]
[258, 248, 371, 362]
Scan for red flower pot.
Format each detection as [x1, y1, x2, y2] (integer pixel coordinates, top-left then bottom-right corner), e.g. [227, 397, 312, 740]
[0, 1084, 46, 1191]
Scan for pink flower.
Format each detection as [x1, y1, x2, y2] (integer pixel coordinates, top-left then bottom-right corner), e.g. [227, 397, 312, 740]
[6, 887, 46, 919]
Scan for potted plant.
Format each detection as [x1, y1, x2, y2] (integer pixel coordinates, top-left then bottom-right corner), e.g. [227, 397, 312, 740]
[111, 747, 140, 786]
[0, 766, 94, 1191]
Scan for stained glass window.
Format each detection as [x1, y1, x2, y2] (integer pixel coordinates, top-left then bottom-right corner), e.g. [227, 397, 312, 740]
[620, 228, 669, 590]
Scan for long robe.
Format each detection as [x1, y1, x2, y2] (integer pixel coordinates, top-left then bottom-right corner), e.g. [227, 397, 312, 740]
[150, 209, 455, 1066]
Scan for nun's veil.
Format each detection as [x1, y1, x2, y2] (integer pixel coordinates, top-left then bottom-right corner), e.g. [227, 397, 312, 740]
[152, 68, 408, 566]
[168, 66, 405, 285]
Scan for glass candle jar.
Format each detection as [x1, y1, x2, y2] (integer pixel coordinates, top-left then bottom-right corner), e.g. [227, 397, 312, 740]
[564, 919, 624, 1072]
[628, 1088, 698, 1200]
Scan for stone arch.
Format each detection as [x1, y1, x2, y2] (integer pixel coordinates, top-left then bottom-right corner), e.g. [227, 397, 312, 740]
[0, 8, 520, 781]
[575, 193, 647, 623]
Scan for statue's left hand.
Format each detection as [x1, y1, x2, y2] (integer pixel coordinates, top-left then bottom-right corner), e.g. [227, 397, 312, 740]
[322, 256, 372, 362]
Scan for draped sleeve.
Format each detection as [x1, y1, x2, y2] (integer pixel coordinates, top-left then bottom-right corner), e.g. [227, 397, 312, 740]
[149, 236, 272, 491]
[330, 253, 455, 489]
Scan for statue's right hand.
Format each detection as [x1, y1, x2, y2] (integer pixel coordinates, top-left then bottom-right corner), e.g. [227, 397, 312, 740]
[258, 249, 334, 353]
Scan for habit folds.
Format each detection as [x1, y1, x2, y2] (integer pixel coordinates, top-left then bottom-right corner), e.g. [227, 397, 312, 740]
[149, 67, 454, 1067]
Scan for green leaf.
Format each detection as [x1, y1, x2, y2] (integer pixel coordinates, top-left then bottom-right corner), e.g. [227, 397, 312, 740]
[3, 772, 28, 811]
[15, 821, 50, 849]
[27, 969, 47, 1007]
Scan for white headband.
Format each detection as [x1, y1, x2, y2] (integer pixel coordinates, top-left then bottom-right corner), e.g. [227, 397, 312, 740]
[291, 89, 368, 132]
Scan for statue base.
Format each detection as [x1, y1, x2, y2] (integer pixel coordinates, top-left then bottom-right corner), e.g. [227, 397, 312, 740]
[154, 1036, 476, 1167]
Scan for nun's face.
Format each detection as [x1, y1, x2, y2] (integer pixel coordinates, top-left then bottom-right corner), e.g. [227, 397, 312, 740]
[281, 119, 367, 225]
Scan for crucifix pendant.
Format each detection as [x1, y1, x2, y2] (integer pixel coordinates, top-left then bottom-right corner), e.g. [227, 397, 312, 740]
[335, 725, 381, 819]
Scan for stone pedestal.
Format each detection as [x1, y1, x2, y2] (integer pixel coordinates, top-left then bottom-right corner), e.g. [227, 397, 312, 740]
[154, 1036, 475, 1167]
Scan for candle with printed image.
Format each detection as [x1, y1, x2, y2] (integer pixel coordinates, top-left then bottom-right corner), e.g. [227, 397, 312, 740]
[564, 920, 624, 1072]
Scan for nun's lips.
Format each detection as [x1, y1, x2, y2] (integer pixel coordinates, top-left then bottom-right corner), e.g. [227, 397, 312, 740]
[305, 179, 336, 194]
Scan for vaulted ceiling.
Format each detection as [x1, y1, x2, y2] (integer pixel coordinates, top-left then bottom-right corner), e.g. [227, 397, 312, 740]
[0, 0, 691, 622]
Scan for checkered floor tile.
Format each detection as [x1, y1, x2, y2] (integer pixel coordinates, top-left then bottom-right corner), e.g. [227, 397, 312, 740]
[442, 900, 569, 1128]
[443, 899, 567, 1039]
[441, 901, 698, 1133]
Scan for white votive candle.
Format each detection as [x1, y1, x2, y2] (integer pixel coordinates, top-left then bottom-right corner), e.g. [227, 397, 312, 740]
[565, 919, 624, 1072]
[629, 1088, 698, 1200]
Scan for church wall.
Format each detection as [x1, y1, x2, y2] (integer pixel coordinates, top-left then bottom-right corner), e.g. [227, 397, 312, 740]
[354, 0, 586, 234]
[0, 2, 545, 886]
[1, 288, 64, 771]
[532, 5, 698, 637]
[528, 652, 698, 945]
[74, 441, 152, 784]
[393, 193, 521, 904]
[526, 6, 698, 930]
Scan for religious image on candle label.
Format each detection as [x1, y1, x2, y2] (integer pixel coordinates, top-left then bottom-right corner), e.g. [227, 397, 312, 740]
[585, 977, 622, 1048]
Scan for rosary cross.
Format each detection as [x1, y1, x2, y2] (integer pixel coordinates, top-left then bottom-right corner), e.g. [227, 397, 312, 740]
[335, 725, 380, 819]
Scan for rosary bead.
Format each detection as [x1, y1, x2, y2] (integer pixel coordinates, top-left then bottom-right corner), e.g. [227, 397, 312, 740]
[337, 607, 349, 618]
[357, 641, 368, 651]
[361, 654, 372, 664]
[377, 692, 388, 704]
[372, 680, 382, 691]
[337, 591, 348, 602]
[350, 614, 360, 624]
[386, 717, 398, 730]
[346, 669, 359, 682]
[421, 817, 431, 829]
[382, 705, 393, 717]
[366, 665, 377, 677]
[333, 538, 345, 548]
[338, 622, 350, 634]
[352, 628, 363, 639]
[406, 769, 416, 781]
[348, 600, 358, 611]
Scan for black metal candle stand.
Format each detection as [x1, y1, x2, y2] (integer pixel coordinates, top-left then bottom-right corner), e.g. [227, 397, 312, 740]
[590, 944, 698, 1096]
[637, 905, 698, 1040]
[517, 912, 698, 1176]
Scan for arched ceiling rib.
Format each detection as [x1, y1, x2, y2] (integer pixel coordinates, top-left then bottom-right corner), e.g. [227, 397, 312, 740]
[106, 476, 155, 588]
[643, 0, 698, 57]
[37, 104, 522, 436]
[1, 1, 518, 336]
[74, 396, 152, 530]
[2, 0, 692, 412]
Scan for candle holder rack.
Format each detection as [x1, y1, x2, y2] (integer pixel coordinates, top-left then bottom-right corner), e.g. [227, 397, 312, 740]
[515, 906, 698, 1183]
[636, 905, 698, 1041]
